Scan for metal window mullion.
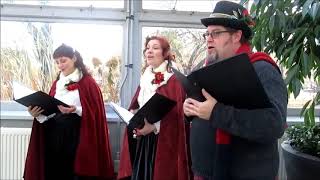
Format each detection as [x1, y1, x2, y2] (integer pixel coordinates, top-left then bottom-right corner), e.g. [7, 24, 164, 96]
[120, 0, 142, 109]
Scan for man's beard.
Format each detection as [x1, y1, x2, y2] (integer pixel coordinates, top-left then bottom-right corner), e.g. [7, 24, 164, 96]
[206, 52, 220, 65]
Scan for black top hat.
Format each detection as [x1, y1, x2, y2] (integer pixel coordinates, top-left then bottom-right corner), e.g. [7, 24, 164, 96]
[201, 1, 254, 39]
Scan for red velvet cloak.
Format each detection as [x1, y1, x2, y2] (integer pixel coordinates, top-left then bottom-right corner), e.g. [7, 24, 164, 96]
[117, 75, 192, 180]
[24, 75, 114, 180]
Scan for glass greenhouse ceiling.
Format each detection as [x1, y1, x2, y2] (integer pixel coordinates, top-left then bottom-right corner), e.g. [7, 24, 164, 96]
[0, 0, 245, 12]
[0, 0, 124, 8]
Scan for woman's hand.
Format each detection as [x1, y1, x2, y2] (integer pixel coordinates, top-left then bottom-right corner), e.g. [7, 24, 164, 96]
[134, 119, 156, 136]
[130, 109, 138, 114]
[58, 105, 76, 114]
[27, 106, 44, 117]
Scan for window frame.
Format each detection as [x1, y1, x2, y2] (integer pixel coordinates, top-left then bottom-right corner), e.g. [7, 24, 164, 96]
[0, 0, 317, 115]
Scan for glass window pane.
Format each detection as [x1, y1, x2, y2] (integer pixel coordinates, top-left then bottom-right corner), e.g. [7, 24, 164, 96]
[1, 21, 123, 102]
[287, 77, 318, 108]
[142, 27, 206, 74]
[1, 0, 124, 9]
[142, 27, 318, 108]
[143, 0, 240, 12]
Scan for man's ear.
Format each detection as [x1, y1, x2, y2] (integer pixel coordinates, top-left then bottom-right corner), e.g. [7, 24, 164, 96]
[233, 30, 243, 42]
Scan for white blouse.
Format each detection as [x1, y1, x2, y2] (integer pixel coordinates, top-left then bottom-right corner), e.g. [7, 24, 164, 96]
[138, 60, 175, 134]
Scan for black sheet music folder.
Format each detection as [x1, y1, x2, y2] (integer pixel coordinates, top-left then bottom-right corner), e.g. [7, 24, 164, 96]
[14, 91, 70, 116]
[127, 93, 176, 131]
[173, 53, 272, 109]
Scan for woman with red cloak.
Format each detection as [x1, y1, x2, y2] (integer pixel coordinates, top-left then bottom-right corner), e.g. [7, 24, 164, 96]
[117, 36, 192, 180]
[24, 44, 115, 180]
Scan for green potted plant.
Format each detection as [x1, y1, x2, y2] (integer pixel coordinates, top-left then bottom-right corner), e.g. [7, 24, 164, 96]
[246, 0, 320, 179]
[283, 124, 320, 179]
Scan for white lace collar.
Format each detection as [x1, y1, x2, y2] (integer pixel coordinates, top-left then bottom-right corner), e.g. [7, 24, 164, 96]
[55, 68, 82, 96]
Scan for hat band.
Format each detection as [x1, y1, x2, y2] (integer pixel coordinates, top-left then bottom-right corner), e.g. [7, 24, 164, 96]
[209, 13, 238, 20]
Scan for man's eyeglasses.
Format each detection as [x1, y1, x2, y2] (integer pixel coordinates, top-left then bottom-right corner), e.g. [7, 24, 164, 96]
[202, 30, 232, 39]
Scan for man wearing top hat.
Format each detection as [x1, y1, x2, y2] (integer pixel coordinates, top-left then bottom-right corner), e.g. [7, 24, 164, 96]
[183, 1, 288, 180]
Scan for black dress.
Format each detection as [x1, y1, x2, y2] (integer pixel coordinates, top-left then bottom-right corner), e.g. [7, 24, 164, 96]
[43, 113, 81, 180]
[130, 131, 158, 180]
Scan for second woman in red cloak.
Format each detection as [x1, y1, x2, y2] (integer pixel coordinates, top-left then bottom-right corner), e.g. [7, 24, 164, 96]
[118, 36, 192, 180]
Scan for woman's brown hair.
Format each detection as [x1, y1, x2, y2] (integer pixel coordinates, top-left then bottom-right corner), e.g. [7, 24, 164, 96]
[53, 44, 89, 80]
[142, 36, 175, 72]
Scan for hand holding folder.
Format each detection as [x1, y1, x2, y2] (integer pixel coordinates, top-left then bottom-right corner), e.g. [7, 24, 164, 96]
[173, 53, 272, 109]
[13, 81, 70, 116]
[109, 93, 176, 131]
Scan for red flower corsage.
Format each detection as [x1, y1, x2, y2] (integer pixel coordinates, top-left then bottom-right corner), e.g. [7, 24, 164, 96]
[65, 82, 79, 91]
[152, 72, 165, 85]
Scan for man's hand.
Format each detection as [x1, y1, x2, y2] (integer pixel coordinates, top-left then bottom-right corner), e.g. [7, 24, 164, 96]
[134, 119, 156, 136]
[58, 105, 76, 114]
[183, 89, 217, 120]
[28, 106, 44, 117]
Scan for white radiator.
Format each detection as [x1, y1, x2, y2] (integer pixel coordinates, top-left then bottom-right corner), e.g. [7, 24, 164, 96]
[0, 128, 31, 180]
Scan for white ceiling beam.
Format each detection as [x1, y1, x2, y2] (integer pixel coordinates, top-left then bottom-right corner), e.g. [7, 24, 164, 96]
[0, 4, 127, 22]
[139, 9, 209, 27]
[1, 4, 210, 27]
